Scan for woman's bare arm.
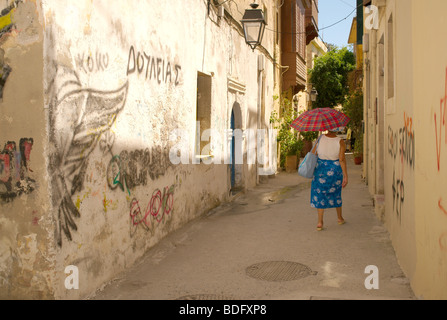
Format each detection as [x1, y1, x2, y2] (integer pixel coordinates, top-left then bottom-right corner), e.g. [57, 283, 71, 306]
[339, 139, 348, 188]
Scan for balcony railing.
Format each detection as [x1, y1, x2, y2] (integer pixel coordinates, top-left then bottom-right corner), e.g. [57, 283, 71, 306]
[305, 0, 319, 45]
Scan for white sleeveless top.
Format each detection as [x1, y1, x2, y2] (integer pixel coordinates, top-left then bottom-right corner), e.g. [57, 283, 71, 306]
[316, 135, 341, 160]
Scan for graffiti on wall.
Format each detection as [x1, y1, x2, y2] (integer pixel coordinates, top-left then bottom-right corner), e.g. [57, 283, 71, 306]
[0, 1, 20, 38]
[435, 67, 447, 172]
[106, 147, 173, 196]
[0, 1, 22, 99]
[48, 65, 128, 246]
[387, 112, 415, 222]
[0, 62, 11, 99]
[129, 185, 174, 236]
[0, 138, 34, 201]
[388, 113, 415, 169]
[435, 67, 447, 252]
[439, 199, 447, 252]
[106, 146, 175, 237]
[126, 45, 182, 86]
[75, 51, 110, 74]
[46, 37, 183, 246]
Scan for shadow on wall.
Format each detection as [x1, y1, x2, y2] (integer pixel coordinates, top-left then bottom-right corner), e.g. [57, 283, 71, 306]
[47, 65, 129, 247]
[46, 63, 178, 247]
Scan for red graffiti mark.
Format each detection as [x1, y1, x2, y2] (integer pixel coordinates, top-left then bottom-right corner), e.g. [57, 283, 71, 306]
[129, 186, 174, 229]
[0, 142, 15, 183]
[150, 187, 174, 223]
[0, 153, 10, 182]
[439, 198, 447, 215]
[404, 112, 413, 138]
[22, 141, 32, 161]
[0, 139, 34, 184]
[4, 142, 15, 152]
[435, 67, 447, 171]
[439, 198, 447, 253]
[31, 210, 39, 226]
[439, 232, 447, 252]
[20, 138, 33, 173]
[32, 216, 39, 226]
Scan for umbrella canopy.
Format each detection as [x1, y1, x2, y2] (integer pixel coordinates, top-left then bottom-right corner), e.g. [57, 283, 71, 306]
[290, 107, 350, 132]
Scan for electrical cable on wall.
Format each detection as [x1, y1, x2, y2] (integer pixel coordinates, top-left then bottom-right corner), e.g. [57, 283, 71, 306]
[206, 0, 361, 70]
[212, 0, 363, 38]
[265, 1, 363, 37]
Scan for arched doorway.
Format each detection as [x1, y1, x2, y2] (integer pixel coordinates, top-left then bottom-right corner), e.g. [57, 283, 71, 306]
[230, 102, 243, 193]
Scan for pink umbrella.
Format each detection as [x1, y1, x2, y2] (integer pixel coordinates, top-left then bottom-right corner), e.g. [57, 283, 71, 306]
[290, 108, 350, 132]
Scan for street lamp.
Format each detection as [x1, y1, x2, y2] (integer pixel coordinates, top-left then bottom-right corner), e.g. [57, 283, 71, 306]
[310, 88, 318, 102]
[241, 3, 266, 51]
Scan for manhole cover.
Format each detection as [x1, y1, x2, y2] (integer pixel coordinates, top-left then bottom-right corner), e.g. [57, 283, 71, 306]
[177, 294, 235, 300]
[246, 261, 316, 282]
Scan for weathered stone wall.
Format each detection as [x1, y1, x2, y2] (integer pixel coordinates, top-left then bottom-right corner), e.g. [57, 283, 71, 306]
[1, 0, 278, 299]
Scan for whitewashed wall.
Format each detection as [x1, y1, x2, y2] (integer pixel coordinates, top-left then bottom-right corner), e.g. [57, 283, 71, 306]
[1, 0, 277, 299]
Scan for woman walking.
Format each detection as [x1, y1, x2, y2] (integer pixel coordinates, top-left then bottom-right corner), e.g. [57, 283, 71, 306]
[311, 131, 348, 231]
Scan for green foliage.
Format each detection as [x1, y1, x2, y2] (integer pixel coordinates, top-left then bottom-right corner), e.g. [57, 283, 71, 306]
[342, 90, 363, 134]
[270, 96, 304, 167]
[343, 89, 363, 156]
[343, 89, 364, 156]
[308, 46, 356, 109]
[300, 131, 319, 142]
[353, 131, 363, 157]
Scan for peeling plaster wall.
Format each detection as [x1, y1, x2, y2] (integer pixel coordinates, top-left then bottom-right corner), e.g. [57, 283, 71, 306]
[1, 0, 277, 299]
[43, 0, 231, 299]
[0, 0, 53, 299]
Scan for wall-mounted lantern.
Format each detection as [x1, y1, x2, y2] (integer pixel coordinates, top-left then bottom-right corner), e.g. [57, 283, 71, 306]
[241, 3, 266, 51]
[310, 88, 318, 102]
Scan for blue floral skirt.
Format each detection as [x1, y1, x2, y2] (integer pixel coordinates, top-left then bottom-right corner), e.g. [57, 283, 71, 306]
[311, 158, 343, 209]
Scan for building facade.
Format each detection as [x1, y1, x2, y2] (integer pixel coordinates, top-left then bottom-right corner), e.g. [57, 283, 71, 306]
[0, 0, 282, 299]
[296, 36, 327, 114]
[362, 0, 447, 299]
[281, 0, 319, 98]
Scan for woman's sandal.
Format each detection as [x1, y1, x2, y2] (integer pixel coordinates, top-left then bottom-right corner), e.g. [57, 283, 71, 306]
[317, 224, 324, 231]
[338, 220, 346, 225]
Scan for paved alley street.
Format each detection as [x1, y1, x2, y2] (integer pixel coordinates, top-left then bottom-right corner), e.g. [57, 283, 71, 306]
[89, 155, 415, 301]
[4, 0, 447, 301]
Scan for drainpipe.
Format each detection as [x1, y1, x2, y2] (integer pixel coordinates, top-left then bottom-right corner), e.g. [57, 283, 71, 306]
[256, 55, 264, 184]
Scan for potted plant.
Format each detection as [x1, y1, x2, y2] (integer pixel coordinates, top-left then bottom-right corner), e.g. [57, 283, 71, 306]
[284, 137, 304, 172]
[270, 95, 304, 172]
[353, 132, 363, 165]
[342, 89, 363, 164]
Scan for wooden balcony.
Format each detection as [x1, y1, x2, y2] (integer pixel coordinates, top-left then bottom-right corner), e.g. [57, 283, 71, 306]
[305, 0, 319, 45]
[281, 0, 309, 93]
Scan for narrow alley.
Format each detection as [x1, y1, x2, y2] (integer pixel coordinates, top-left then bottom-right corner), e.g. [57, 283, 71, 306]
[89, 155, 414, 301]
[2, 0, 447, 301]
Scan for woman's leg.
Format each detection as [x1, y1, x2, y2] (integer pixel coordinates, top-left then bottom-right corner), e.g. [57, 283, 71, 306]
[317, 209, 324, 230]
[336, 207, 345, 224]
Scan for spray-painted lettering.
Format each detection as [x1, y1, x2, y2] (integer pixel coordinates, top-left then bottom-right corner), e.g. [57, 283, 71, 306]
[107, 146, 173, 195]
[129, 185, 174, 235]
[387, 113, 415, 222]
[75, 52, 109, 73]
[127, 45, 182, 86]
[435, 67, 447, 171]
